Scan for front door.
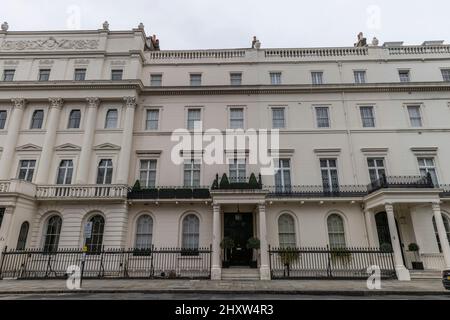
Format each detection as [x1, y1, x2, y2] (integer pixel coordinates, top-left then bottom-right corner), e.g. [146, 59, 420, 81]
[224, 213, 253, 266]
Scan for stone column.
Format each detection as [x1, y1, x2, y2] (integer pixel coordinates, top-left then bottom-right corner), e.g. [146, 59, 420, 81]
[432, 202, 450, 268]
[0, 99, 26, 180]
[116, 96, 137, 185]
[258, 203, 271, 280]
[0, 207, 15, 255]
[385, 203, 410, 281]
[211, 203, 222, 280]
[364, 209, 377, 247]
[76, 97, 100, 184]
[35, 98, 63, 184]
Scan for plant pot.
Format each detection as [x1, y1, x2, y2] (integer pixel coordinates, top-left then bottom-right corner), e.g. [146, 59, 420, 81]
[249, 260, 258, 269]
[411, 261, 424, 270]
[222, 261, 230, 268]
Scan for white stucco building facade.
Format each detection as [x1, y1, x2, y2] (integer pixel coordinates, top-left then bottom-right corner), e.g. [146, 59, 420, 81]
[0, 24, 450, 281]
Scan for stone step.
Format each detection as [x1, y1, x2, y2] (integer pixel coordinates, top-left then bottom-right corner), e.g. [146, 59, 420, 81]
[221, 268, 260, 280]
[410, 270, 442, 279]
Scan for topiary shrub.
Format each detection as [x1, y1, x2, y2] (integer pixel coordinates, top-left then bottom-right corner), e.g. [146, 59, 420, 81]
[132, 180, 142, 191]
[219, 174, 230, 189]
[248, 173, 259, 189]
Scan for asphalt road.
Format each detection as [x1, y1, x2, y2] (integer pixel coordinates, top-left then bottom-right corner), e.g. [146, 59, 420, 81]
[0, 293, 450, 300]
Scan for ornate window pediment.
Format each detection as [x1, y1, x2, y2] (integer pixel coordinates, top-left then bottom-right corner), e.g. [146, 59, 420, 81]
[16, 144, 42, 152]
[54, 143, 82, 152]
[93, 143, 121, 151]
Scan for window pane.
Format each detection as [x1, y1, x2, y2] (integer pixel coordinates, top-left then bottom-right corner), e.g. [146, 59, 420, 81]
[316, 107, 330, 128]
[68, 110, 81, 129]
[354, 71, 366, 84]
[31, 110, 44, 129]
[0, 110, 7, 129]
[3, 70, 15, 81]
[16, 222, 29, 250]
[85, 215, 105, 253]
[311, 72, 323, 85]
[407, 106, 422, 127]
[230, 108, 244, 129]
[146, 110, 159, 130]
[327, 214, 346, 248]
[360, 106, 375, 127]
[150, 74, 162, 86]
[270, 72, 282, 85]
[190, 74, 202, 86]
[182, 214, 200, 249]
[43, 216, 62, 252]
[135, 215, 153, 249]
[187, 109, 201, 130]
[442, 69, 450, 82]
[111, 69, 123, 81]
[278, 214, 296, 248]
[74, 69, 86, 81]
[272, 108, 285, 128]
[105, 109, 118, 128]
[230, 73, 242, 85]
[39, 69, 51, 81]
[399, 70, 410, 82]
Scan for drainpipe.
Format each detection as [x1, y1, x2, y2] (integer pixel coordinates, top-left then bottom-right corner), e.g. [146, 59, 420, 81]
[338, 62, 359, 185]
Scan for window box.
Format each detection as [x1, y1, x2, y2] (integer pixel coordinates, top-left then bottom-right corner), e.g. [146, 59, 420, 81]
[175, 188, 193, 199]
[193, 188, 211, 199]
[158, 188, 176, 199]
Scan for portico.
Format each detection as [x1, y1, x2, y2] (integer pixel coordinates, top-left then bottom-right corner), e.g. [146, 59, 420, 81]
[364, 189, 450, 280]
[210, 190, 270, 280]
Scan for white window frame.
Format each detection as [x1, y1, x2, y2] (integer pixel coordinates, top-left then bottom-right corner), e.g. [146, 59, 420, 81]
[271, 107, 286, 129]
[111, 69, 123, 81]
[186, 107, 202, 130]
[320, 158, 340, 192]
[406, 105, 423, 128]
[56, 160, 74, 185]
[229, 158, 247, 183]
[135, 214, 154, 249]
[311, 71, 324, 85]
[270, 72, 282, 85]
[359, 105, 376, 128]
[30, 109, 45, 130]
[96, 159, 114, 185]
[181, 214, 200, 250]
[105, 108, 119, 129]
[314, 106, 331, 128]
[150, 73, 163, 87]
[139, 159, 158, 188]
[229, 107, 245, 129]
[3, 69, 15, 81]
[354, 70, 367, 84]
[398, 69, 411, 82]
[189, 73, 202, 86]
[74, 68, 87, 81]
[0, 109, 7, 130]
[367, 157, 387, 183]
[230, 72, 242, 86]
[278, 214, 297, 248]
[17, 160, 36, 182]
[145, 109, 160, 131]
[183, 158, 201, 187]
[275, 159, 292, 190]
[441, 69, 450, 82]
[38, 68, 51, 81]
[327, 213, 347, 248]
[417, 157, 439, 185]
[67, 109, 82, 129]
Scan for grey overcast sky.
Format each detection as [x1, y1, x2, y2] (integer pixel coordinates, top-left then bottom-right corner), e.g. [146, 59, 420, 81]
[1, 0, 449, 50]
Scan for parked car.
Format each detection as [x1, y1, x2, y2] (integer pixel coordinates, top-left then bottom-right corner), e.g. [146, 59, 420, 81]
[443, 270, 450, 290]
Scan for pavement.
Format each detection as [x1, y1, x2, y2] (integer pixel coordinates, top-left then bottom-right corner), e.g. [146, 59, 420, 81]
[0, 279, 448, 297]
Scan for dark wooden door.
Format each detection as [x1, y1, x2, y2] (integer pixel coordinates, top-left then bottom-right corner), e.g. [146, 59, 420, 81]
[224, 213, 253, 266]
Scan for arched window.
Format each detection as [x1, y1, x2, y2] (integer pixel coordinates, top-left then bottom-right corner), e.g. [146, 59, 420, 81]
[278, 214, 296, 248]
[16, 222, 29, 250]
[68, 109, 81, 129]
[327, 214, 346, 248]
[43, 215, 62, 253]
[182, 214, 199, 250]
[85, 215, 105, 253]
[30, 110, 44, 129]
[135, 215, 153, 249]
[432, 214, 450, 253]
[105, 109, 118, 129]
[375, 212, 392, 247]
[56, 160, 74, 185]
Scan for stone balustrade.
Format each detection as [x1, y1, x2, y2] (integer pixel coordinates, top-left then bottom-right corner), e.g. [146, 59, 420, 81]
[35, 184, 129, 200]
[0, 181, 10, 193]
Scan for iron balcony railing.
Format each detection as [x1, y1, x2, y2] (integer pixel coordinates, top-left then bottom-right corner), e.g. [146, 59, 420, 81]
[268, 246, 396, 280]
[367, 173, 434, 194]
[267, 185, 368, 198]
[127, 187, 211, 200]
[0, 246, 212, 280]
[211, 173, 263, 190]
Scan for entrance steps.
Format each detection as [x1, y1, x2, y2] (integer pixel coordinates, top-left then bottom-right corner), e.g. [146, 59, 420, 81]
[221, 268, 260, 281]
[409, 270, 442, 280]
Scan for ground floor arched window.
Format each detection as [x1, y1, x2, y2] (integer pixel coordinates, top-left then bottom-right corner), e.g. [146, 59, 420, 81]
[16, 222, 29, 250]
[327, 214, 346, 248]
[85, 215, 105, 253]
[375, 212, 392, 247]
[43, 215, 62, 253]
[182, 214, 199, 250]
[278, 214, 296, 248]
[135, 215, 153, 249]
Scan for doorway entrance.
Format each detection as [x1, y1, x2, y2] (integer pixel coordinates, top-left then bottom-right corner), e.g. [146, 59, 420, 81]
[224, 213, 254, 266]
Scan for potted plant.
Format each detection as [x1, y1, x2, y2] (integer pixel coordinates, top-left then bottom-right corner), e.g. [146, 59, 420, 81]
[246, 237, 261, 268]
[219, 174, 230, 189]
[330, 247, 352, 265]
[220, 237, 235, 268]
[279, 247, 300, 277]
[408, 243, 424, 270]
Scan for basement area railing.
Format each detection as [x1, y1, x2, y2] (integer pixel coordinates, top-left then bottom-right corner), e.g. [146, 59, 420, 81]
[0, 246, 212, 280]
[268, 246, 396, 280]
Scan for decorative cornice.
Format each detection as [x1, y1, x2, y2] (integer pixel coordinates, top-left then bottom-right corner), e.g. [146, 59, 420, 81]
[123, 96, 137, 108]
[48, 97, 64, 109]
[54, 143, 82, 152]
[16, 143, 42, 152]
[86, 97, 100, 108]
[0, 37, 100, 51]
[93, 143, 121, 151]
[11, 98, 26, 109]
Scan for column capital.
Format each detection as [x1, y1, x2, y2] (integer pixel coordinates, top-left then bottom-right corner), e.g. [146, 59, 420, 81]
[384, 203, 394, 211]
[431, 202, 442, 211]
[123, 96, 137, 108]
[258, 203, 266, 211]
[11, 98, 26, 110]
[212, 203, 220, 211]
[86, 97, 100, 108]
[48, 97, 64, 109]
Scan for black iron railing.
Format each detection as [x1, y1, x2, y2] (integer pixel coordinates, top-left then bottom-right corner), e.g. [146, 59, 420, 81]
[0, 246, 212, 280]
[267, 185, 368, 198]
[440, 185, 450, 198]
[128, 187, 211, 200]
[268, 246, 396, 280]
[367, 173, 434, 194]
